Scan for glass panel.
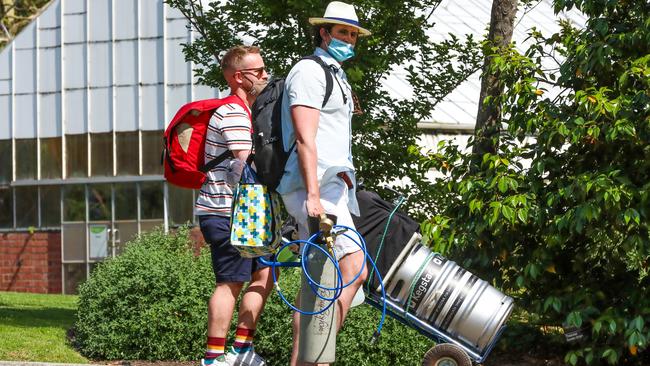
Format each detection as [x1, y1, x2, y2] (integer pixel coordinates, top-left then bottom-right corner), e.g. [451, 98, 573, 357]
[15, 186, 38, 228]
[114, 221, 138, 255]
[0, 186, 13, 228]
[90, 133, 113, 176]
[142, 130, 163, 175]
[15, 138, 37, 180]
[114, 183, 137, 220]
[140, 181, 163, 219]
[0, 140, 11, 184]
[116, 131, 139, 175]
[63, 223, 86, 261]
[168, 184, 194, 226]
[40, 137, 63, 179]
[66, 134, 88, 178]
[88, 184, 112, 221]
[140, 219, 163, 234]
[63, 263, 86, 295]
[63, 185, 85, 222]
[41, 186, 61, 227]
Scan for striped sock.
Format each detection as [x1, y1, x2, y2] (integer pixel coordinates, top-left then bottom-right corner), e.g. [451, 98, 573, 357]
[205, 336, 226, 359]
[233, 327, 255, 353]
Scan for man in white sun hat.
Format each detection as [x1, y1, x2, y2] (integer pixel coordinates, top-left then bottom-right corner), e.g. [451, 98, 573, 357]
[276, 1, 371, 365]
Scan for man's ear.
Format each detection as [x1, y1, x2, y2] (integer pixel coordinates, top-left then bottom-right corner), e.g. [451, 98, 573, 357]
[320, 27, 330, 43]
[231, 70, 243, 85]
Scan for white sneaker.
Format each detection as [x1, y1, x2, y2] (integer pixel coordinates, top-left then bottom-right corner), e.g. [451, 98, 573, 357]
[225, 346, 267, 366]
[200, 354, 231, 366]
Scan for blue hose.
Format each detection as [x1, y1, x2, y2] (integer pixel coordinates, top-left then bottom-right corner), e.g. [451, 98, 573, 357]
[257, 225, 388, 338]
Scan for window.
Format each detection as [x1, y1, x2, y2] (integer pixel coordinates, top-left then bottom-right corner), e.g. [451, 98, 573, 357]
[66, 134, 88, 178]
[91, 133, 113, 176]
[41, 186, 61, 227]
[116, 131, 139, 175]
[0, 140, 11, 184]
[115, 221, 138, 255]
[142, 130, 163, 175]
[63, 263, 86, 295]
[62, 223, 86, 261]
[88, 184, 112, 221]
[114, 183, 137, 220]
[168, 183, 194, 226]
[63, 185, 85, 222]
[15, 186, 38, 228]
[0, 186, 13, 228]
[40, 137, 63, 179]
[15, 138, 37, 180]
[140, 181, 163, 219]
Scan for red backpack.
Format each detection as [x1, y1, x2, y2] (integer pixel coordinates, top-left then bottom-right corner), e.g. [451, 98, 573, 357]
[162, 95, 250, 189]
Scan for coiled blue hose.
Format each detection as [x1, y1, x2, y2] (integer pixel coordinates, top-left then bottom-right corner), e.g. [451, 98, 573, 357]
[258, 225, 387, 339]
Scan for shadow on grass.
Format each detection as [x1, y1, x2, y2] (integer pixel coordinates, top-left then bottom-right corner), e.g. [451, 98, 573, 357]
[0, 306, 77, 329]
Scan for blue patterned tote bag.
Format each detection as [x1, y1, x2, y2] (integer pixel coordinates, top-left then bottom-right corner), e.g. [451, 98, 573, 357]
[230, 164, 283, 258]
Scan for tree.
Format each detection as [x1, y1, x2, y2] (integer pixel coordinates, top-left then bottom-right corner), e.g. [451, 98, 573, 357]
[0, 0, 50, 49]
[472, 0, 518, 165]
[165, 0, 482, 219]
[422, 0, 650, 364]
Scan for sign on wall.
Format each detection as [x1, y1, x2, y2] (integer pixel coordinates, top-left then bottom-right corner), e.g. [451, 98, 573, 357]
[89, 224, 108, 259]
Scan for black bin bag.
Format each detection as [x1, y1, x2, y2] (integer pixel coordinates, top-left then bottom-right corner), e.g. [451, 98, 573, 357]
[351, 190, 420, 290]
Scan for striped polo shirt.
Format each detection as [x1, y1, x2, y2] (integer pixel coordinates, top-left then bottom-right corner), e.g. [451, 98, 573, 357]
[194, 102, 252, 216]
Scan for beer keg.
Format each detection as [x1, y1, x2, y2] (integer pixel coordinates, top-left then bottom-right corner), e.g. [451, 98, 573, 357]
[383, 236, 513, 353]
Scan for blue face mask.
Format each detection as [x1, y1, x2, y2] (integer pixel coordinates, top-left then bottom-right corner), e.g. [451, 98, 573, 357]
[327, 37, 355, 62]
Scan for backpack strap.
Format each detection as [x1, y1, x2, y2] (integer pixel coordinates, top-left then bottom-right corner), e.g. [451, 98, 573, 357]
[199, 150, 233, 173]
[301, 55, 336, 108]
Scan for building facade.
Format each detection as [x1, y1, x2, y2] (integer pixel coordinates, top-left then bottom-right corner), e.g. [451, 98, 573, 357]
[0, 0, 216, 294]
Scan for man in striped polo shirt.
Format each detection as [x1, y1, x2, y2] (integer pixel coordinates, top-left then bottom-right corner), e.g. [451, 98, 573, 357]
[197, 45, 271, 366]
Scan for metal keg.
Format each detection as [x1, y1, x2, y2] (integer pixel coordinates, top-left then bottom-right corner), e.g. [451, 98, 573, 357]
[383, 235, 513, 353]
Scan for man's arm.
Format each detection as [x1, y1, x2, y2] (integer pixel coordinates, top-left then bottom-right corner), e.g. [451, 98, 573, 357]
[291, 105, 323, 217]
[232, 149, 250, 162]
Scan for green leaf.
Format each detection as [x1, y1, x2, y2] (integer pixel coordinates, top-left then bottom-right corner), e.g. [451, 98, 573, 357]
[517, 208, 529, 223]
[633, 316, 644, 332]
[593, 321, 602, 334]
[609, 320, 617, 333]
[502, 205, 515, 222]
[567, 311, 583, 327]
[498, 177, 508, 193]
[602, 348, 617, 364]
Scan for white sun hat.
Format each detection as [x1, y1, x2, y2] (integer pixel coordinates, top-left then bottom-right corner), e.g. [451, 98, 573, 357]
[308, 1, 371, 36]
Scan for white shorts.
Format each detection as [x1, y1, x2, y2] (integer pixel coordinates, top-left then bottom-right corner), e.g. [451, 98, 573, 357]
[281, 179, 360, 260]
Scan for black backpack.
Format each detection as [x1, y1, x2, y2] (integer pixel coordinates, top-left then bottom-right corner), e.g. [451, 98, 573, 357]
[250, 55, 337, 190]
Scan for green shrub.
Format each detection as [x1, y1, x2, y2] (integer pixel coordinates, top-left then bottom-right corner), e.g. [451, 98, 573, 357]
[74, 226, 214, 361]
[73, 226, 461, 364]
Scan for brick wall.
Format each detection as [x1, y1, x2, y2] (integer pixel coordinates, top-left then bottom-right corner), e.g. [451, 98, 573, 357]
[0, 231, 62, 294]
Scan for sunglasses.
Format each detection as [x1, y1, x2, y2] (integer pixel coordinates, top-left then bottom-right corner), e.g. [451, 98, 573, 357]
[238, 66, 267, 78]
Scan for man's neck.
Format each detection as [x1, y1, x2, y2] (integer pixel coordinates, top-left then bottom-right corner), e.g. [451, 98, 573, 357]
[230, 88, 253, 110]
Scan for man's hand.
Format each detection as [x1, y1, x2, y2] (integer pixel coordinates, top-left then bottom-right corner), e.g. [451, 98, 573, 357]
[306, 195, 325, 217]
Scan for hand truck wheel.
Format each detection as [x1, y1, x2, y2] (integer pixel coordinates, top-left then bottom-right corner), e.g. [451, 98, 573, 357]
[422, 343, 472, 366]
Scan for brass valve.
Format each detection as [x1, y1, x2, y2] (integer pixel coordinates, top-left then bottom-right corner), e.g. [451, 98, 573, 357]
[319, 213, 336, 255]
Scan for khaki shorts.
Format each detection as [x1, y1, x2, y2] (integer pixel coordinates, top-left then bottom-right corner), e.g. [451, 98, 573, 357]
[281, 179, 360, 260]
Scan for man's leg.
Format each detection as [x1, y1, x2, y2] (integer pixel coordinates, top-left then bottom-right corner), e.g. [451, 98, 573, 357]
[335, 250, 367, 329]
[235, 266, 274, 336]
[200, 215, 250, 361]
[208, 282, 244, 337]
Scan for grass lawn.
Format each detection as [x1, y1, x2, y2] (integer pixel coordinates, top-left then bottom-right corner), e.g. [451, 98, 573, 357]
[0, 291, 88, 363]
